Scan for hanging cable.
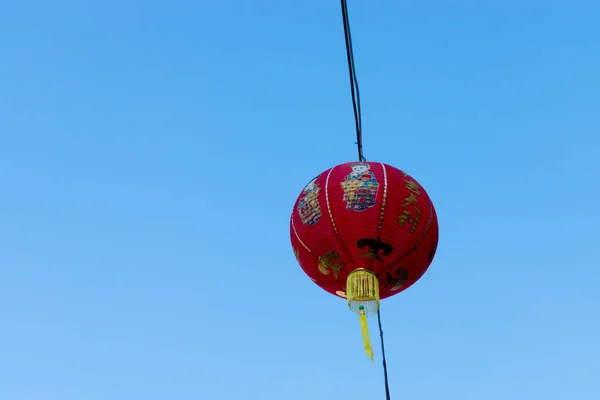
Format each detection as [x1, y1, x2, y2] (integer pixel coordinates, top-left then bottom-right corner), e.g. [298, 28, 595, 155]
[377, 310, 392, 400]
[340, 0, 365, 162]
[340, 2, 391, 398]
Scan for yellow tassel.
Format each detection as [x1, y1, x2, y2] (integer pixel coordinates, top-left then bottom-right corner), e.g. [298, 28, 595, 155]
[346, 269, 380, 316]
[346, 269, 380, 361]
[359, 306, 374, 361]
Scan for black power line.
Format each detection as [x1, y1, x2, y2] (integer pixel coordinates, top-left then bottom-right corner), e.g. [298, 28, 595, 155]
[340, 2, 391, 399]
[340, 0, 365, 162]
[377, 310, 392, 400]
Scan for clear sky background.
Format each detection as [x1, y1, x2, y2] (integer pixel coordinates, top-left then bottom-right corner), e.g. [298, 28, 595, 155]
[1, 1, 599, 399]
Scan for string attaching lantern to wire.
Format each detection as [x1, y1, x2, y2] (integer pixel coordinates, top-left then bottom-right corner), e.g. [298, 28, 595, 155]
[339, 2, 391, 399]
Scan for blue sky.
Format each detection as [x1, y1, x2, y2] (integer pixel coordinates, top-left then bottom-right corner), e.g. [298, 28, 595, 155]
[1, 1, 599, 399]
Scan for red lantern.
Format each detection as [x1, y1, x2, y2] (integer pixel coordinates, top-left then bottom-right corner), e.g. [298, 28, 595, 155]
[290, 161, 439, 360]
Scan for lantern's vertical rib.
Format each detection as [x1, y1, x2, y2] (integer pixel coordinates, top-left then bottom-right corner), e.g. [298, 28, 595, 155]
[325, 164, 360, 273]
[378, 163, 389, 231]
[367, 163, 388, 271]
[366, 162, 389, 275]
[291, 215, 312, 253]
[325, 167, 338, 234]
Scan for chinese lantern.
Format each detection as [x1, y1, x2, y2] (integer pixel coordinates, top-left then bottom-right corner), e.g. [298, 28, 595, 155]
[290, 161, 439, 360]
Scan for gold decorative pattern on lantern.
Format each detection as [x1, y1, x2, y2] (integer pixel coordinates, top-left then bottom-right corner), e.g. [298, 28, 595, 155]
[404, 179, 422, 196]
[398, 179, 424, 234]
[384, 267, 409, 292]
[398, 209, 421, 233]
[401, 193, 419, 207]
[318, 250, 346, 279]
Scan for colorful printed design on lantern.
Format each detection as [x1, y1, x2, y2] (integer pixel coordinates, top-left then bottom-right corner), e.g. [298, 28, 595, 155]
[341, 162, 379, 211]
[318, 250, 346, 279]
[397, 178, 423, 233]
[357, 237, 393, 263]
[296, 177, 322, 226]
